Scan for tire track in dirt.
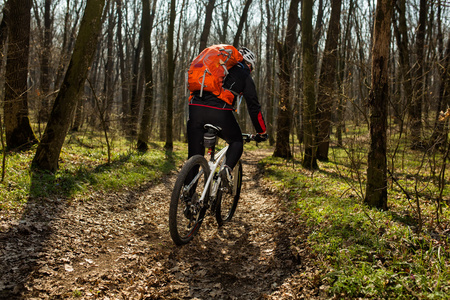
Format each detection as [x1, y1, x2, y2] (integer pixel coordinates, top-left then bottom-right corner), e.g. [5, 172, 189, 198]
[1, 149, 322, 299]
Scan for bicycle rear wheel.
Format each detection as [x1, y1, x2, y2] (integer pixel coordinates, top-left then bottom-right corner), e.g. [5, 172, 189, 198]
[215, 160, 242, 226]
[169, 155, 210, 245]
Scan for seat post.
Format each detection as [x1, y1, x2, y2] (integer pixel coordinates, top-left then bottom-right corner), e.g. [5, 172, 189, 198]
[204, 124, 221, 162]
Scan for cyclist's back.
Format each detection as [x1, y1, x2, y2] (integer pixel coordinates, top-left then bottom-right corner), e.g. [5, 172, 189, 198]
[187, 46, 268, 175]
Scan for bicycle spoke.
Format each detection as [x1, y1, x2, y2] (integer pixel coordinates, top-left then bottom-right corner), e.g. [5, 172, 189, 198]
[215, 160, 242, 226]
[169, 155, 210, 245]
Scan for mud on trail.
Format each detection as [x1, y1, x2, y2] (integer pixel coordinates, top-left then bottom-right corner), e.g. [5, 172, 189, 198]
[0, 149, 324, 299]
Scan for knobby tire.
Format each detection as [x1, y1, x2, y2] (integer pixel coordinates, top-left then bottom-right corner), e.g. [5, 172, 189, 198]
[215, 160, 242, 226]
[169, 155, 210, 245]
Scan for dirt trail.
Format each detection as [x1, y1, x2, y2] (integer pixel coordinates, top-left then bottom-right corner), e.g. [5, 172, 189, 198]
[0, 149, 323, 299]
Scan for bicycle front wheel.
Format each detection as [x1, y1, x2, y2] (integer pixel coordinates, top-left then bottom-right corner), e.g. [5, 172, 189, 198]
[215, 160, 242, 226]
[169, 155, 210, 245]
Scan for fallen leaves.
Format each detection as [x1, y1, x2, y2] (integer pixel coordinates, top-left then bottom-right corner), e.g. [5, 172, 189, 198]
[1, 149, 322, 299]
[64, 264, 74, 272]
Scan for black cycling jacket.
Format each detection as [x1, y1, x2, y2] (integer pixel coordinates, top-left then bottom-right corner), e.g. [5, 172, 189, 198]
[189, 62, 267, 134]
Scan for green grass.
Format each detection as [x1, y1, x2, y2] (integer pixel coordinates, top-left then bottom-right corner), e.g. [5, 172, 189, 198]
[0, 132, 187, 212]
[260, 144, 450, 299]
[1, 128, 448, 298]
[0, 130, 265, 213]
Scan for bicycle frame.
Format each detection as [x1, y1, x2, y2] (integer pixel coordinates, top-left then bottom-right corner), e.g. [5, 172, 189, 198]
[181, 144, 228, 209]
[199, 145, 228, 206]
[170, 130, 255, 245]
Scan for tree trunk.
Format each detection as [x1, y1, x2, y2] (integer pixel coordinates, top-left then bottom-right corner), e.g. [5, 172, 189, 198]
[129, 28, 143, 138]
[335, 0, 355, 147]
[199, 0, 215, 53]
[301, 0, 318, 169]
[104, 1, 114, 129]
[3, 0, 37, 150]
[55, 0, 82, 90]
[264, 0, 275, 146]
[365, 0, 393, 210]
[32, 0, 106, 172]
[316, 0, 342, 161]
[393, 0, 413, 127]
[273, 0, 299, 159]
[218, 0, 231, 42]
[293, 51, 303, 145]
[313, 0, 324, 61]
[410, 0, 427, 149]
[116, 0, 130, 133]
[434, 1, 444, 128]
[165, 0, 176, 151]
[137, 0, 157, 151]
[38, 0, 52, 124]
[233, 0, 253, 47]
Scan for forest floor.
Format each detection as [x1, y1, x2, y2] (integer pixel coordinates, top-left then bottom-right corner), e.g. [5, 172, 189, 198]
[0, 148, 327, 300]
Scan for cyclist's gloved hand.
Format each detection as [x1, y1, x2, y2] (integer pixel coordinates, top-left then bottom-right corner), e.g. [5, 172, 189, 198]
[254, 133, 268, 142]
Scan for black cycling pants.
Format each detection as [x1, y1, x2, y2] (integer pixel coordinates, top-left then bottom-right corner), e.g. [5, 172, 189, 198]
[187, 105, 243, 170]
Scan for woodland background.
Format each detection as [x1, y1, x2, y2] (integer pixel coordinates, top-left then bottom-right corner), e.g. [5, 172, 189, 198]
[1, 1, 450, 298]
[1, 0, 450, 208]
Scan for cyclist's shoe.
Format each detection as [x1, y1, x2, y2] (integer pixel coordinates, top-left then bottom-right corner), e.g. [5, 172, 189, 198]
[219, 165, 233, 192]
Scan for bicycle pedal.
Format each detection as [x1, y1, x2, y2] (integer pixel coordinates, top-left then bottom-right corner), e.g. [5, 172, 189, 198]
[220, 186, 232, 193]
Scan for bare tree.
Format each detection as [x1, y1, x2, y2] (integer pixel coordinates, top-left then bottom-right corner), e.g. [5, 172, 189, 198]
[32, 0, 106, 171]
[103, 0, 115, 128]
[365, 0, 393, 210]
[218, 0, 231, 42]
[199, 0, 215, 53]
[3, 0, 38, 150]
[55, 0, 83, 89]
[393, 0, 412, 127]
[137, 0, 157, 151]
[264, 0, 275, 145]
[335, 0, 357, 147]
[315, 0, 342, 162]
[129, 27, 143, 138]
[116, 0, 125, 129]
[165, 0, 176, 151]
[313, 0, 324, 60]
[233, 0, 253, 47]
[273, 0, 299, 159]
[57, 0, 84, 132]
[409, 0, 427, 149]
[301, 0, 318, 169]
[34, 0, 53, 124]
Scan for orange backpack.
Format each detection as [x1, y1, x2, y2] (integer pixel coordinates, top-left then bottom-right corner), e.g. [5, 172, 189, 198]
[187, 44, 243, 105]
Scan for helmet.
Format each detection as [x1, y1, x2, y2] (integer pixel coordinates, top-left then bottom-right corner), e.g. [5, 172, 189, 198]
[239, 47, 256, 70]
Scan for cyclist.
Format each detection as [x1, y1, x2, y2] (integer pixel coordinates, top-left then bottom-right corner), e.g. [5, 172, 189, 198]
[187, 47, 268, 186]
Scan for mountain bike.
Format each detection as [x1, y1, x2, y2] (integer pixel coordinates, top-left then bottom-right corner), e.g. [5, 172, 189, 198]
[169, 124, 255, 246]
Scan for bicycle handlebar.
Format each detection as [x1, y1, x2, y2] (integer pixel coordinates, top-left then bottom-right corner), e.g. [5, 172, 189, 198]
[242, 133, 255, 143]
[242, 133, 269, 143]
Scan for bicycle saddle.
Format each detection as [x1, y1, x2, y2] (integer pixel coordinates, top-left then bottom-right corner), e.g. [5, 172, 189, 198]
[204, 124, 222, 134]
